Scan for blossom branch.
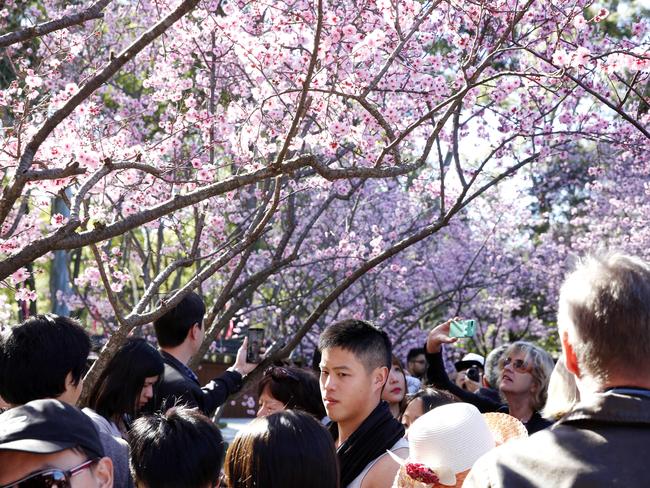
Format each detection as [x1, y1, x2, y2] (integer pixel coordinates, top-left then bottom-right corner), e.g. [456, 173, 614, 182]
[272, 0, 323, 168]
[0, 0, 202, 230]
[0, 0, 112, 48]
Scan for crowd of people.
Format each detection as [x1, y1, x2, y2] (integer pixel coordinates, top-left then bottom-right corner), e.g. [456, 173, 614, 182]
[0, 252, 649, 487]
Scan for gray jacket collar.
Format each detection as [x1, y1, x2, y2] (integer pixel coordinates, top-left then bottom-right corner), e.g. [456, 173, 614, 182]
[558, 390, 650, 426]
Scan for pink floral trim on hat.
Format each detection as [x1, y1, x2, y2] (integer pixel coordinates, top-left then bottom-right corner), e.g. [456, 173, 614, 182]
[405, 463, 439, 484]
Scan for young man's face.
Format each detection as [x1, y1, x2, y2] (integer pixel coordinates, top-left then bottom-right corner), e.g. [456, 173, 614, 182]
[0, 449, 113, 487]
[319, 346, 387, 425]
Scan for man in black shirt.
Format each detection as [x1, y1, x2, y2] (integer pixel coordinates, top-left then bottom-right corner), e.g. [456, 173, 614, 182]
[151, 292, 257, 416]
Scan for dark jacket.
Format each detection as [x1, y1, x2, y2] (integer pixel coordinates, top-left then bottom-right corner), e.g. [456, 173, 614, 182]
[425, 349, 552, 434]
[476, 386, 501, 404]
[152, 352, 243, 417]
[464, 390, 650, 487]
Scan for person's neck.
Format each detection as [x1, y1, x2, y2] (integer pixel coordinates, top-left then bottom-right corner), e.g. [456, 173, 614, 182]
[504, 393, 534, 423]
[161, 345, 194, 367]
[601, 376, 650, 392]
[577, 371, 650, 396]
[388, 401, 400, 419]
[336, 400, 380, 447]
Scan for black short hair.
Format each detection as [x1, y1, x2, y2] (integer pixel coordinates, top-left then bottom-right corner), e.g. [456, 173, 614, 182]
[87, 338, 164, 422]
[129, 407, 224, 488]
[153, 292, 206, 348]
[225, 410, 339, 488]
[407, 347, 425, 362]
[318, 319, 392, 372]
[257, 366, 326, 419]
[0, 315, 90, 405]
[405, 387, 458, 415]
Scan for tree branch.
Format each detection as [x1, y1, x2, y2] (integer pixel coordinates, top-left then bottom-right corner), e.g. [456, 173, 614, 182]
[0, 0, 112, 48]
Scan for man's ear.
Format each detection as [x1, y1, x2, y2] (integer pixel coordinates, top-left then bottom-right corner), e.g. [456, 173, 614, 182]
[561, 330, 581, 378]
[189, 322, 201, 341]
[482, 376, 489, 388]
[373, 366, 389, 393]
[94, 457, 114, 488]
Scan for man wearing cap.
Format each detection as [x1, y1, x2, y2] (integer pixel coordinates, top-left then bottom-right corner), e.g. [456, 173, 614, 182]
[453, 353, 485, 393]
[466, 253, 650, 487]
[0, 399, 113, 487]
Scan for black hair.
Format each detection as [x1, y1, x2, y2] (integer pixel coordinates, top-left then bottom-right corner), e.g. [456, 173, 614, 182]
[257, 366, 326, 419]
[407, 347, 425, 362]
[404, 387, 458, 416]
[311, 348, 322, 374]
[225, 410, 339, 488]
[153, 291, 206, 348]
[318, 319, 392, 372]
[86, 338, 164, 423]
[0, 314, 90, 405]
[129, 406, 224, 488]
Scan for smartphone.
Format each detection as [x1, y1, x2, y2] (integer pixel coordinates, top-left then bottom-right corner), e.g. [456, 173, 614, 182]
[246, 327, 265, 363]
[449, 319, 476, 338]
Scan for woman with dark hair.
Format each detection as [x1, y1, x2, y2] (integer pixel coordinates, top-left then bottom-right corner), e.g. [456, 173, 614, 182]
[381, 355, 407, 418]
[400, 387, 458, 430]
[256, 365, 326, 420]
[84, 337, 164, 438]
[225, 410, 339, 488]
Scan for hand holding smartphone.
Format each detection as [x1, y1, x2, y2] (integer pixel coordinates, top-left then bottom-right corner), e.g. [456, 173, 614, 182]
[449, 319, 476, 338]
[246, 327, 265, 363]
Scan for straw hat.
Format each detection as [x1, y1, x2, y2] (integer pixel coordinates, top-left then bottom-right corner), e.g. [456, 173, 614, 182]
[389, 403, 527, 488]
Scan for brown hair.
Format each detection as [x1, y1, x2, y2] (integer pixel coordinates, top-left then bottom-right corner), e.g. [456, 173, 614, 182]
[389, 354, 409, 414]
[224, 410, 339, 488]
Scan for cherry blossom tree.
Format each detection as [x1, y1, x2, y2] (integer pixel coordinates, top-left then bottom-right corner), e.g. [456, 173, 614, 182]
[0, 0, 648, 396]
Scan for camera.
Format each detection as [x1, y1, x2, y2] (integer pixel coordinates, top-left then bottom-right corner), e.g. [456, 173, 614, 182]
[466, 366, 481, 383]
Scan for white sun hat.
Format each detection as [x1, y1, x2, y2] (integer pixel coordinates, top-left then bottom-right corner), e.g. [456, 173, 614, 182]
[389, 403, 527, 487]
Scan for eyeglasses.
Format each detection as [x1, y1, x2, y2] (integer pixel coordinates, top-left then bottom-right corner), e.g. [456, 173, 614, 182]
[0, 458, 98, 488]
[502, 357, 531, 374]
[264, 366, 299, 382]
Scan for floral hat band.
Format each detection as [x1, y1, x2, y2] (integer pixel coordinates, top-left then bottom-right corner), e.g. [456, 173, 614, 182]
[387, 451, 457, 486]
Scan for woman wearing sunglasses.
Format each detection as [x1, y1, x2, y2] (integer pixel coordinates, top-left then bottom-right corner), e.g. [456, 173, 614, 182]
[425, 319, 555, 434]
[256, 365, 326, 420]
[84, 338, 164, 439]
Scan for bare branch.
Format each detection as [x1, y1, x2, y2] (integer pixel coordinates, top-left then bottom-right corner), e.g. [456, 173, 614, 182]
[24, 161, 85, 182]
[89, 243, 125, 324]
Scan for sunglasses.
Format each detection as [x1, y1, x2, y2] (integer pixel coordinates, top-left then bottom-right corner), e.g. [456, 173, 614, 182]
[0, 458, 98, 488]
[502, 357, 531, 373]
[264, 366, 299, 382]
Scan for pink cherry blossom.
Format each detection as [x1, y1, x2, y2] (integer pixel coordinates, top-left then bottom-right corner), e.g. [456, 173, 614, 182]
[10, 268, 30, 285]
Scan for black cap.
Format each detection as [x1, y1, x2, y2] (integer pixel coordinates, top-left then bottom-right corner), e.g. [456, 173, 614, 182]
[0, 399, 104, 458]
